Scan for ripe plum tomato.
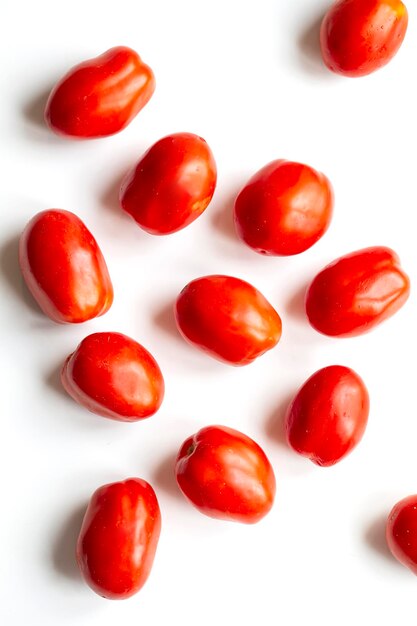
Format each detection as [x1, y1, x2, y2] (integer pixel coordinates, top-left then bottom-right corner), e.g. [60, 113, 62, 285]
[175, 425, 276, 523]
[45, 46, 155, 138]
[386, 495, 417, 575]
[305, 246, 410, 337]
[285, 365, 370, 466]
[77, 478, 161, 599]
[234, 160, 333, 256]
[174, 275, 282, 365]
[320, 0, 408, 77]
[19, 209, 113, 324]
[120, 132, 217, 235]
[61, 332, 164, 421]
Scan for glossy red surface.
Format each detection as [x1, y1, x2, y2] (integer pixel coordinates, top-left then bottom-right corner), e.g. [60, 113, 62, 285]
[19, 209, 113, 323]
[175, 425, 276, 523]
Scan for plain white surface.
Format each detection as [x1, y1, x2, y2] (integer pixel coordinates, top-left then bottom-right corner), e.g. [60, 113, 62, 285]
[1, 0, 416, 623]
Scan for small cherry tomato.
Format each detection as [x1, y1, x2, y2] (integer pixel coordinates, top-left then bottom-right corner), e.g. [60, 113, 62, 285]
[234, 160, 334, 256]
[61, 332, 164, 422]
[386, 495, 417, 575]
[174, 275, 282, 365]
[175, 425, 276, 523]
[45, 46, 155, 138]
[285, 365, 370, 466]
[19, 209, 113, 324]
[320, 0, 408, 77]
[305, 246, 410, 337]
[120, 132, 217, 235]
[77, 478, 161, 599]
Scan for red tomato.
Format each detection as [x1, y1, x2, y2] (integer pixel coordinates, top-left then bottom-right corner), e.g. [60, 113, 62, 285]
[120, 132, 217, 235]
[234, 160, 334, 256]
[386, 495, 417, 575]
[45, 46, 155, 138]
[321, 0, 408, 77]
[19, 209, 113, 324]
[77, 478, 161, 599]
[175, 425, 276, 523]
[285, 365, 370, 466]
[174, 275, 282, 365]
[61, 332, 164, 422]
[305, 246, 410, 337]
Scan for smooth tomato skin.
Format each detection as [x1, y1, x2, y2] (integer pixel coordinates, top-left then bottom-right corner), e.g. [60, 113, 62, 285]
[234, 160, 334, 256]
[19, 209, 113, 324]
[321, 0, 408, 77]
[77, 478, 161, 599]
[174, 275, 282, 365]
[175, 425, 276, 523]
[45, 46, 155, 138]
[386, 495, 417, 575]
[285, 365, 370, 466]
[120, 132, 217, 235]
[61, 332, 164, 422]
[305, 246, 410, 337]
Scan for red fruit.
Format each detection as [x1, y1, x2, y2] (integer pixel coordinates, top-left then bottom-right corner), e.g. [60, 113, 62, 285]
[77, 478, 161, 599]
[61, 332, 164, 421]
[175, 425, 276, 523]
[120, 132, 217, 235]
[286, 365, 370, 466]
[305, 246, 410, 337]
[19, 209, 113, 323]
[320, 0, 408, 77]
[45, 46, 155, 138]
[234, 160, 333, 256]
[175, 275, 282, 365]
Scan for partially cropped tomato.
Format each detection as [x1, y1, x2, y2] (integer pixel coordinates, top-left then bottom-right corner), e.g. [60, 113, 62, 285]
[174, 275, 282, 365]
[45, 46, 155, 138]
[175, 425, 276, 523]
[61, 332, 164, 421]
[19, 209, 113, 323]
[321, 0, 408, 77]
[386, 495, 417, 575]
[285, 365, 369, 466]
[234, 160, 333, 256]
[120, 132, 217, 235]
[305, 246, 410, 337]
[77, 478, 161, 599]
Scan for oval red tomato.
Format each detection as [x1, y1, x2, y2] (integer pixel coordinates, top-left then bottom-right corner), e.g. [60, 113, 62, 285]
[174, 275, 282, 365]
[305, 246, 410, 337]
[234, 160, 334, 256]
[77, 478, 161, 599]
[175, 425, 276, 523]
[120, 132, 217, 235]
[45, 46, 155, 138]
[19, 209, 113, 323]
[320, 0, 408, 77]
[386, 495, 417, 575]
[61, 332, 164, 421]
[285, 365, 370, 466]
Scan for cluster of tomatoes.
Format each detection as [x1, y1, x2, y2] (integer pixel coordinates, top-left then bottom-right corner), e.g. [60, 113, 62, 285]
[17, 0, 416, 601]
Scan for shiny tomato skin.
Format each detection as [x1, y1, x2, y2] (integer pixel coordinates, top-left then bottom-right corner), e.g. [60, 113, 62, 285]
[174, 275, 282, 365]
[386, 495, 417, 575]
[19, 209, 113, 324]
[45, 46, 155, 138]
[61, 332, 164, 422]
[77, 478, 161, 599]
[305, 246, 410, 337]
[321, 0, 408, 77]
[234, 160, 334, 256]
[175, 425, 276, 523]
[120, 132, 217, 235]
[286, 365, 370, 466]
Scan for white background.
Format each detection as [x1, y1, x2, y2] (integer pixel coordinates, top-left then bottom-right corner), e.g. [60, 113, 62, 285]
[1, 0, 416, 623]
